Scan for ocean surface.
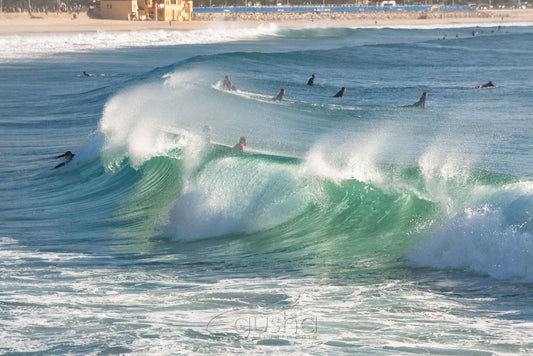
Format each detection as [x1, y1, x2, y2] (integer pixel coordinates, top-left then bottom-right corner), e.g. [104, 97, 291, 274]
[1, 23, 532, 355]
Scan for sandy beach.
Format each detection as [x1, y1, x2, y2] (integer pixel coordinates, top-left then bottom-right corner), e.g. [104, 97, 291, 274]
[0, 9, 532, 33]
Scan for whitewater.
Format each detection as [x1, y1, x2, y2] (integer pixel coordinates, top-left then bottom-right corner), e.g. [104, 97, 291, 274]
[0, 23, 532, 355]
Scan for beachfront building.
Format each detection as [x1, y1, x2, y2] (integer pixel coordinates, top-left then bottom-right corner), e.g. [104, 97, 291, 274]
[99, 0, 193, 21]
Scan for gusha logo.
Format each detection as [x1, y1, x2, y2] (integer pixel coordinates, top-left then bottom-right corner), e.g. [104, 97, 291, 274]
[207, 310, 318, 340]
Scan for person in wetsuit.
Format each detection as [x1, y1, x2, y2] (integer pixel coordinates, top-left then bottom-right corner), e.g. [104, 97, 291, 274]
[233, 137, 248, 152]
[307, 74, 316, 86]
[333, 87, 346, 98]
[476, 81, 495, 88]
[412, 91, 428, 108]
[223, 76, 236, 91]
[52, 151, 75, 169]
[274, 88, 286, 101]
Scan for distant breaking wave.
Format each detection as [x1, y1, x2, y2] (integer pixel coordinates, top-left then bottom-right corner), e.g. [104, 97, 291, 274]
[0, 24, 280, 62]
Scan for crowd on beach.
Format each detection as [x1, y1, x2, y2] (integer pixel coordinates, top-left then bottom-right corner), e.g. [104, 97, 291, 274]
[193, 10, 501, 22]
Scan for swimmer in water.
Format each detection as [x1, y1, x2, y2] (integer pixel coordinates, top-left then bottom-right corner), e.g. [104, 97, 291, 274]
[233, 137, 248, 152]
[52, 151, 75, 169]
[401, 92, 428, 108]
[223, 75, 236, 91]
[273, 88, 286, 101]
[333, 87, 346, 98]
[476, 81, 495, 88]
[412, 91, 428, 108]
[307, 74, 316, 86]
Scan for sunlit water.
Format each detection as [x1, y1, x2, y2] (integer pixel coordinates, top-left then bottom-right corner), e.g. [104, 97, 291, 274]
[1, 23, 532, 354]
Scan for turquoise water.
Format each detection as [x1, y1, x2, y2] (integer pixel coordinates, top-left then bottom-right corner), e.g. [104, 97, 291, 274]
[1, 24, 532, 354]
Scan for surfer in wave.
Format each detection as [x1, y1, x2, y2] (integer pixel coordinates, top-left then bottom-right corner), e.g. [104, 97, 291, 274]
[273, 88, 285, 101]
[233, 137, 248, 152]
[307, 74, 316, 86]
[223, 75, 236, 91]
[52, 151, 75, 169]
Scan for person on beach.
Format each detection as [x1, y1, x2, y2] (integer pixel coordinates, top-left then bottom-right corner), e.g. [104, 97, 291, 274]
[476, 81, 495, 89]
[234, 137, 248, 152]
[52, 151, 75, 169]
[223, 76, 236, 91]
[307, 74, 316, 86]
[273, 88, 286, 101]
[333, 87, 346, 98]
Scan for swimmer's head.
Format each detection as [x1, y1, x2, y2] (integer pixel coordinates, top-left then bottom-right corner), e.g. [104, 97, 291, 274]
[239, 136, 248, 145]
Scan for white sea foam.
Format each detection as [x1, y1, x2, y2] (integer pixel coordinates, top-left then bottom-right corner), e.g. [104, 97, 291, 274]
[0, 237, 18, 246]
[0, 24, 280, 62]
[407, 181, 533, 282]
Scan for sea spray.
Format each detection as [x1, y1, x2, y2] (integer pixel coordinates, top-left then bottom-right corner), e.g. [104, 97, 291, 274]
[98, 82, 205, 170]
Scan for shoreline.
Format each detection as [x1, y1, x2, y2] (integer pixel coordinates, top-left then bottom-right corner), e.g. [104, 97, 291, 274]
[0, 9, 532, 33]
